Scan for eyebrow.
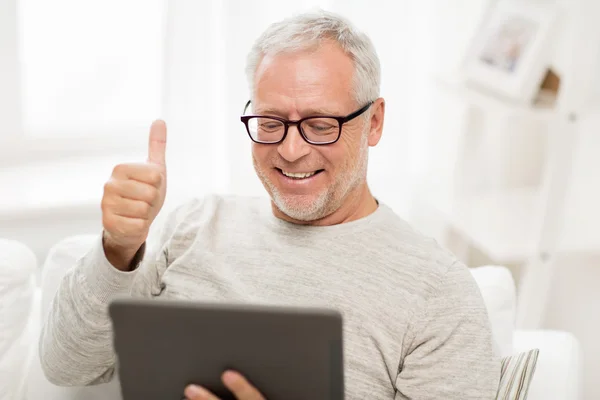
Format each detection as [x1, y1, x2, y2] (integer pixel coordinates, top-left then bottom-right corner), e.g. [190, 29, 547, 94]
[254, 106, 344, 118]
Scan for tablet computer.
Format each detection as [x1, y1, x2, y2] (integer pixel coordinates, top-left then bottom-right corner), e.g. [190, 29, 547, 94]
[108, 298, 344, 400]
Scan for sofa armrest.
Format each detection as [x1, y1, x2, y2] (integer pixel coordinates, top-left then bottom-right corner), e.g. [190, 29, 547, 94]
[513, 329, 583, 400]
[0, 239, 37, 400]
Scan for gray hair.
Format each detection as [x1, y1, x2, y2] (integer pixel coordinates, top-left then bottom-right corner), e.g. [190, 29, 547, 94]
[245, 9, 381, 107]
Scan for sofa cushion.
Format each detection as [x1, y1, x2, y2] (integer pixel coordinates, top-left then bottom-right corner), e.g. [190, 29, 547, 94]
[0, 239, 37, 400]
[470, 265, 516, 357]
[26, 234, 123, 400]
[513, 330, 583, 400]
[497, 348, 540, 399]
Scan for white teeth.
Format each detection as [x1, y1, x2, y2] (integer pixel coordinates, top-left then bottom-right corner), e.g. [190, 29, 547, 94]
[282, 170, 317, 179]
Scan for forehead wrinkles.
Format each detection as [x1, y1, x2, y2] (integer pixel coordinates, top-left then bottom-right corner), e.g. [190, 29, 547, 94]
[253, 43, 355, 109]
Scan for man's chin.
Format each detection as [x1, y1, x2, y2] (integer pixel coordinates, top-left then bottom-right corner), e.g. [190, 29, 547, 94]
[271, 193, 329, 222]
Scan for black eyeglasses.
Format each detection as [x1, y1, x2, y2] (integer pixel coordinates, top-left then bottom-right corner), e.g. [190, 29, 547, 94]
[240, 100, 373, 145]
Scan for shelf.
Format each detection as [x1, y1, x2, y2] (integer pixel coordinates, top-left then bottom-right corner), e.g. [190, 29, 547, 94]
[560, 171, 600, 254]
[424, 187, 540, 263]
[423, 184, 600, 264]
[432, 75, 558, 123]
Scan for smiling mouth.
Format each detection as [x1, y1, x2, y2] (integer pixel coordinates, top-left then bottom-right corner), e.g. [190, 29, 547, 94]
[276, 168, 324, 180]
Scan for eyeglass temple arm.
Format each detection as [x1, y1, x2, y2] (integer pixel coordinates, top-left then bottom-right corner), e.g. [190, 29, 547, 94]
[243, 100, 252, 114]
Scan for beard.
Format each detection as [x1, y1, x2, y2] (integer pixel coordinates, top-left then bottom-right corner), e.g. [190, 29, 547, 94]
[253, 133, 369, 222]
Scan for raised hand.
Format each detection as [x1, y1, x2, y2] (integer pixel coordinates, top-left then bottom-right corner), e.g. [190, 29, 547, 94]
[100, 120, 168, 270]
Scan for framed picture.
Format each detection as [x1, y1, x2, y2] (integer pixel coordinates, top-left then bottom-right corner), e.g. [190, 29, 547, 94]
[462, 0, 560, 104]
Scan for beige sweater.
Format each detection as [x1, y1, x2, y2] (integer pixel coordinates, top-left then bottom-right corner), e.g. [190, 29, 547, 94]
[40, 194, 500, 399]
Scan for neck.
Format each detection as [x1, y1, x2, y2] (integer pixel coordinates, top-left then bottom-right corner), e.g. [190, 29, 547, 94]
[271, 183, 379, 226]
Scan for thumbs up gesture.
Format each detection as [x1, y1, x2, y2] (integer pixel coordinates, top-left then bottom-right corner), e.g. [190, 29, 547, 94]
[101, 120, 168, 271]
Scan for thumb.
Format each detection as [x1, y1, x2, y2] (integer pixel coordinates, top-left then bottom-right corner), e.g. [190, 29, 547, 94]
[148, 119, 167, 167]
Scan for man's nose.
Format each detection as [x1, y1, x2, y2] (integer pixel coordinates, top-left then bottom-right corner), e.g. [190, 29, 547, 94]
[277, 125, 311, 162]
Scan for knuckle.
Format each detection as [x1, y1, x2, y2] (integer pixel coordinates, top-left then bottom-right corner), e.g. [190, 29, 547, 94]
[102, 214, 116, 232]
[148, 186, 160, 201]
[101, 193, 114, 212]
[133, 184, 152, 204]
[131, 218, 147, 232]
[138, 201, 151, 216]
[147, 169, 162, 185]
[104, 178, 125, 199]
[103, 179, 115, 194]
[112, 163, 125, 176]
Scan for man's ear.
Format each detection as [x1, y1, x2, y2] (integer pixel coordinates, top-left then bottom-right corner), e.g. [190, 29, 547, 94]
[368, 98, 385, 147]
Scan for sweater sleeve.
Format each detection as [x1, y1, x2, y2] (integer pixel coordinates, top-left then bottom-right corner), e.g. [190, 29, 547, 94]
[38, 236, 149, 386]
[38, 202, 188, 386]
[395, 261, 501, 399]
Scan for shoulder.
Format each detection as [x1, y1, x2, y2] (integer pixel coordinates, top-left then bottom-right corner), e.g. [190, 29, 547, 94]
[369, 204, 487, 315]
[148, 193, 266, 244]
[371, 203, 460, 285]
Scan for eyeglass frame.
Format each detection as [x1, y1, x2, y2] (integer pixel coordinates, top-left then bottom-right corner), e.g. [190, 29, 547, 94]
[240, 100, 374, 145]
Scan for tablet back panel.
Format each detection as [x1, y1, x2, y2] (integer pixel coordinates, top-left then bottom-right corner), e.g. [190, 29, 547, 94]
[109, 298, 344, 400]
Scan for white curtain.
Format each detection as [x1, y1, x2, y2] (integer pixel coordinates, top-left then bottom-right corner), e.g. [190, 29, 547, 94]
[16, 0, 167, 137]
[11, 0, 490, 219]
[161, 0, 438, 216]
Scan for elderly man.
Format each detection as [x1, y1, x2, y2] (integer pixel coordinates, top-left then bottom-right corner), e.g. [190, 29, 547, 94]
[40, 10, 499, 400]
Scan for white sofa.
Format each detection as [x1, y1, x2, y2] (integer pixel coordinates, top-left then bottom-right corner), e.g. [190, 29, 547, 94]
[0, 236, 584, 400]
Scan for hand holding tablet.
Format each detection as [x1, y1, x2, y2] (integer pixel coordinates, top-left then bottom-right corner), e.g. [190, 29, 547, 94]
[184, 370, 265, 400]
[108, 298, 344, 400]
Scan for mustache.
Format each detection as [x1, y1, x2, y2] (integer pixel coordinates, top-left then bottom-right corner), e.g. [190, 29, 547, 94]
[270, 158, 325, 171]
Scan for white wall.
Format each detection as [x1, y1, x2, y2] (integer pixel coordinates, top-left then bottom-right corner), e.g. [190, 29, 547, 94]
[0, 0, 22, 140]
[543, 253, 600, 400]
[422, 1, 600, 398]
[546, 115, 600, 399]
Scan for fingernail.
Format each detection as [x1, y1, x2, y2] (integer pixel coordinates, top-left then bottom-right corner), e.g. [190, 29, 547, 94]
[222, 370, 238, 385]
[184, 384, 209, 398]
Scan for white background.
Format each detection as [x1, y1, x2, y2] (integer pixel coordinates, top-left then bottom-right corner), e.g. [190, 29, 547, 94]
[2, 0, 600, 397]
